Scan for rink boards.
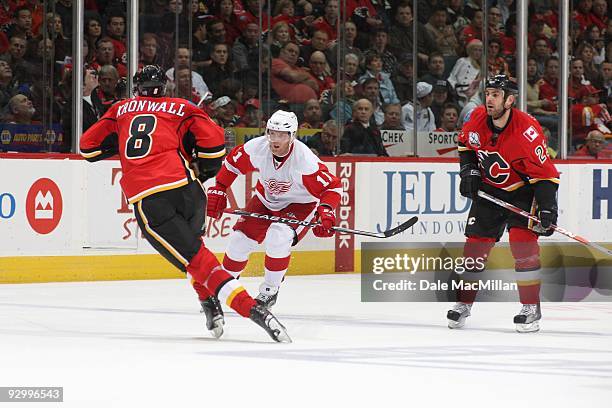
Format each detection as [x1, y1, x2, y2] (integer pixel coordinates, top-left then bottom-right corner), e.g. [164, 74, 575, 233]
[0, 154, 610, 283]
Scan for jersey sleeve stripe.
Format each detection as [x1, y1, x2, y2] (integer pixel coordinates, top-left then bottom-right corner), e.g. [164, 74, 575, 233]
[197, 148, 226, 159]
[528, 178, 560, 184]
[80, 149, 103, 159]
[197, 144, 226, 154]
[457, 146, 470, 152]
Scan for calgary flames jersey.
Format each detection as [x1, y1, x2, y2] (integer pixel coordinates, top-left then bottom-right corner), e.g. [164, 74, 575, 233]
[80, 96, 225, 203]
[218, 136, 342, 211]
[458, 106, 559, 191]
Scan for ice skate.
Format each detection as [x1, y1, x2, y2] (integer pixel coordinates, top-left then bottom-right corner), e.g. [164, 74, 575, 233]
[447, 302, 472, 329]
[255, 282, 279, 309]
[514, 304, 541, 333]
[200, 296, 225, 339]
[250, 304, 292, 343]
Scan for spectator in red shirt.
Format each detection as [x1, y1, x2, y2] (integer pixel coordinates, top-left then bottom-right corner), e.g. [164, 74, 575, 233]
[573, 129, 608, 158]
[235, 98, 264, 128]
[462, 9, 483, 43]
[311, 0, 339, 41]
[105, 11, 126, 64]
[271, 41, 318, 103]
[308, 50, 335, 96]
[571, 84, 612, 146]
[590, 0, 608, 30]
[216, 0, 241, 46]
[569, 57, 587, 100]
[574, 0, 594, 32]
[91, 37, 127, 78]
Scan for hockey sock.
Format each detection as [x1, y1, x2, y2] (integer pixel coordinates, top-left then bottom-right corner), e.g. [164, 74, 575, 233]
[191, 278, 213, 301]
[510, 228, 541, 304]
[458, 236, 496, 303]
[222, 230, 258, 278]
[187, 245, 256, 317]
[263, 255, 291, 289]
[222, 255, 248, 279]
[205, 266, 256, 317]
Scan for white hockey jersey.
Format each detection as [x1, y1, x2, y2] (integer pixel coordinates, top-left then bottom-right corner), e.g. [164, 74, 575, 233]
[216, 136, 342, 211]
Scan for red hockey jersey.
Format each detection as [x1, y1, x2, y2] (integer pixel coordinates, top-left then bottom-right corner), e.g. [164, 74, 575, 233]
[458, 106, 559, 191]
[80, 96, 225, 203]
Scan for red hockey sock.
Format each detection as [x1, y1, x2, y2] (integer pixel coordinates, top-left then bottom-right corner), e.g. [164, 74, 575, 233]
[191, 279, 213, 301]
[206, 266, 256, 317]
[264, 255, 291, 286]
[458, 236, 495, 304]
[187, 245, 255, 316]
[510, 228, 541, 304]
[517, 281, 541, 304]
[222, 255, 248, 278]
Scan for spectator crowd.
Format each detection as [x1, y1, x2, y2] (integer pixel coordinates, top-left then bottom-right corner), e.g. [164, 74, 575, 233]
[0, 0, 610, 158]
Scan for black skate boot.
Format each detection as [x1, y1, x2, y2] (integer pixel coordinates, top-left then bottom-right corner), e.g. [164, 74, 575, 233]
[249, 304, 292, 343]
[255, 282, 279, 309]
[200, 296, 224, 339]
[513, 304, 541, 333]
[447, 302, 472, 329]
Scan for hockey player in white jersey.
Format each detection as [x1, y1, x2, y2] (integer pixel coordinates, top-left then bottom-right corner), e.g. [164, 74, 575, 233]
[193, 110, 342, 337]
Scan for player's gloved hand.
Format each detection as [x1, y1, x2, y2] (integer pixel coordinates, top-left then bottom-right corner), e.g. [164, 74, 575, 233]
[313, 205, 336, 238]
[459, 163, 481, 200]
[206, 184, 228, 219]
[534, 209, 557, 236]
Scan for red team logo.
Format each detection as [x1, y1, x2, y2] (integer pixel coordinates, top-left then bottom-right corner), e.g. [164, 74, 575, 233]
[26, 178, 63, 234]
[477, 151, 511, 185]
[264, 179, 292, 196]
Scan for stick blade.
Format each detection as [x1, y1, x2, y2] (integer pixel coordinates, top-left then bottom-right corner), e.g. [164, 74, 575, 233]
[384, 216, 419, 237]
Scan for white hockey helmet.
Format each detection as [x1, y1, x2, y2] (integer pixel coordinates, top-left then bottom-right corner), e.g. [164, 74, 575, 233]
[266, 110, 298, 140]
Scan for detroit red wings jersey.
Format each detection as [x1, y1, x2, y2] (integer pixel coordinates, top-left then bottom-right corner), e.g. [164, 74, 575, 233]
[80, 96, 225, 203]
[458, 106, 559, 191]
[220, 136, 342, 211]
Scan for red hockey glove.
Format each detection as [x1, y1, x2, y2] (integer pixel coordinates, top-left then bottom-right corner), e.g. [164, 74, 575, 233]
[207, 184, 228, 219]
[313, 205, 336, 238]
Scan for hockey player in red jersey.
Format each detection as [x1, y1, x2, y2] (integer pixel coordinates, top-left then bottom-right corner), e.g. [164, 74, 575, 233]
[449, 75, 560, 333]
[79, 65, 291, 343]
[198, 110, 341, 326]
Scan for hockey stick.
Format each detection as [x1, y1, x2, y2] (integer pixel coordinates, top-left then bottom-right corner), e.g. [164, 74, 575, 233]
[223, 209, 418, 238]
[477, 190, 612, 257]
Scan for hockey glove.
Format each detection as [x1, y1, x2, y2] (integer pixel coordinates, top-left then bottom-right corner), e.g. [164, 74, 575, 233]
[206, 184, 228, 219]
[459, 163, 481, 200]
[313, 205, 336, 238]
[534, 209, 557, 236]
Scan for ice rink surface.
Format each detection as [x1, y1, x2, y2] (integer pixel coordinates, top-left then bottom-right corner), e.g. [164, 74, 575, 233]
[1, 274, 611, 408]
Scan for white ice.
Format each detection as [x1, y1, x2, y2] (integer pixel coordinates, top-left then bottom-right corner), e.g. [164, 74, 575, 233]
[1, 274, 611, 408]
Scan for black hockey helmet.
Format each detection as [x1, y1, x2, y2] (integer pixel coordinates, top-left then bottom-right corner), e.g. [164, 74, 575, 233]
[133, 65, 167, 97]
[485, 74, 518, 96]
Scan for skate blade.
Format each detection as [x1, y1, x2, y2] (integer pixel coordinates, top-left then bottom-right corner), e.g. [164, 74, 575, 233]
[268, 318, 292, 343]
[515, 320, 540, 333]
[448, 319, 466, 329]
[210, 316, 225, 339]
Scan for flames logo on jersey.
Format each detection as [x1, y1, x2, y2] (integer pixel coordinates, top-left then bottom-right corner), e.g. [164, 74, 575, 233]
[477, 150, 511, 185]
[264, 178, 292, 196]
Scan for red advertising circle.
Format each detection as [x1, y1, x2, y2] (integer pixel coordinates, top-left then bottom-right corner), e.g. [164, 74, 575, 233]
[26, 178, 63, 234]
